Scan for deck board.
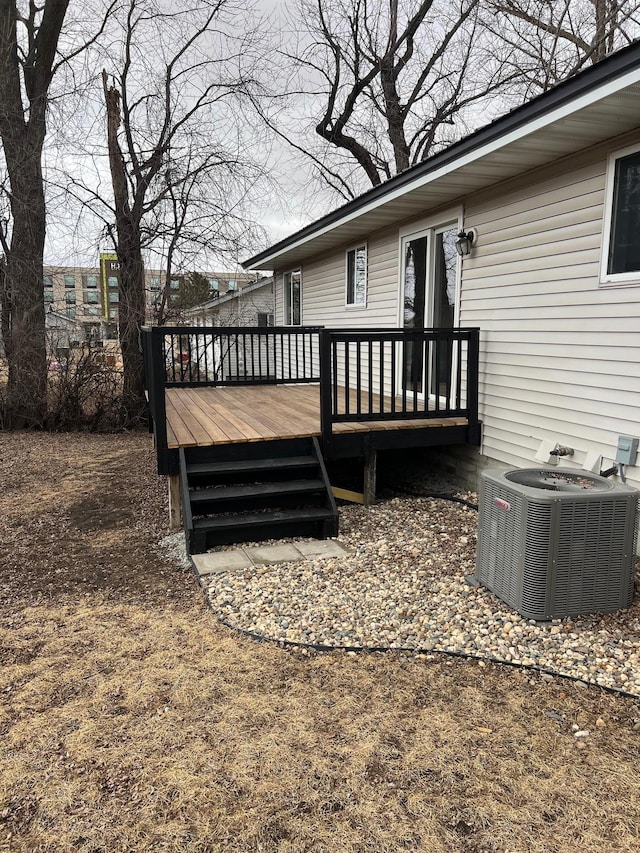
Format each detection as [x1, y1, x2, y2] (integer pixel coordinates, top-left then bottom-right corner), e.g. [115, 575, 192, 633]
[180, 388, 238, 444]
[165, 384, 467, 450]
[188, 388, 265, 443]
[216, 386, 313, 439]
[165, 393, 198, 447]
[214, 386, 312, 440]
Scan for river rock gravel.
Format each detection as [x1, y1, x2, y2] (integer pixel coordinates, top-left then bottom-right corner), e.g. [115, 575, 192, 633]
[200, 495, 640, 697]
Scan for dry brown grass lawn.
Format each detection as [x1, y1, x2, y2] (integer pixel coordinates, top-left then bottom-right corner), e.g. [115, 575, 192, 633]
[0, 431, 639, 853]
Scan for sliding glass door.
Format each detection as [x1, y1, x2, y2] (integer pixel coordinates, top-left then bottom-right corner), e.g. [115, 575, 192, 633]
[401, 222, 459, 397]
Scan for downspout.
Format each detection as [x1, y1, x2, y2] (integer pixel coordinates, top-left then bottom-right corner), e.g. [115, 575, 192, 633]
[272, 273, 277, 325]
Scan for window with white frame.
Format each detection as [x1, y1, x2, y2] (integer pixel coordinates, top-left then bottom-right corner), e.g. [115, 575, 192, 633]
[602, 145, 640, 284]
[283, 269, 301, 325]
[346, 244, 367, 306]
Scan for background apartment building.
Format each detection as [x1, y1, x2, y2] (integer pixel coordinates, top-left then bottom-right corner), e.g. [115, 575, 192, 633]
[42, 255, 254, 350]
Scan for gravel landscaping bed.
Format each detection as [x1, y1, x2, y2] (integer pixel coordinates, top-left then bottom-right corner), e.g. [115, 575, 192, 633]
[199, 494, 640, 697]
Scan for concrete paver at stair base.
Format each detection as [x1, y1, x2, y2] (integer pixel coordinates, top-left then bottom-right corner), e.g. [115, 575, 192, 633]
[191, 539, 348, 577]
[192, 550, 253, 577]
[245, 543, 304, 565]
[295, 540, 347, 559]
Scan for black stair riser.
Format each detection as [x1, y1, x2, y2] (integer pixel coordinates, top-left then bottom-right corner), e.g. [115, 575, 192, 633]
[192, 493, 328, 515]
[187, 466, 321, 487]
[190, 479, 326, 503]
[193, 507, 334, 531]
[184, 437, 315, 466]
[186, 455, 319, 478]
[192, 517, 338, 551]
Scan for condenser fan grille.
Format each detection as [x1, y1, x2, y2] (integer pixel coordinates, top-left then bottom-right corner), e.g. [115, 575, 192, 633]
[505, 469, 612, 492]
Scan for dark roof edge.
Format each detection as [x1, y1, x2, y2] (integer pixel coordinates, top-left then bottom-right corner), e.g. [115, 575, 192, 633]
[243, 38, 640, 270]
[185, 275, 274, 313]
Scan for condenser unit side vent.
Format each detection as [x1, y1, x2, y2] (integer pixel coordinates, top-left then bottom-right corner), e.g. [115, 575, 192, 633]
[477, 480, 523, 603]
[521, 500, 553, 621]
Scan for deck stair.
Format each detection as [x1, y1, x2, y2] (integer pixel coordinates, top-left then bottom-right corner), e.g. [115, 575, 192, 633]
[179, 437, 339, 553]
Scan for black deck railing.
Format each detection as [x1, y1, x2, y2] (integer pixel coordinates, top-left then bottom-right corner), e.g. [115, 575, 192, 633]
[156, 325, 323, 387]
[141, 325, 480, 473]
[318, 327, 479, 451]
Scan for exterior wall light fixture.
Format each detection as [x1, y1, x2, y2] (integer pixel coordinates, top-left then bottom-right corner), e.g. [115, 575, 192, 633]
[455, 229, 476, 257]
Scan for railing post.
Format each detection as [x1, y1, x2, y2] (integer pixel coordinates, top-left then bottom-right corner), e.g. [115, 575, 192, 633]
[319, 328, 333, 454]
[141, 328, 153, 433]
[466, 328, 481, 445]
[150, 327, 170, 474]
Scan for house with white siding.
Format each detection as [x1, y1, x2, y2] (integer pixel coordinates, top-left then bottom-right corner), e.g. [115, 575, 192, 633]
[180, 276, 275, 383]
[242, 40, 640, 499]
[184, 276, 275, 329]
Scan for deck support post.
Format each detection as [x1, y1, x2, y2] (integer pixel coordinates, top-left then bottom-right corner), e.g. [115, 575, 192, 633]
[168, 474, 182, 530]
[363, 448, 377, 506]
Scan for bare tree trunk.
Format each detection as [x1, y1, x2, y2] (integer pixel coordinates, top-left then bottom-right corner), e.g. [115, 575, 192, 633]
[4, 155, 48, 425]
[380, 1, 410, 175]
[117, 230, 146, 422]
[0, 255, 10, 361]
[594, 0, 608, 61]
[102, 71, 146, 424]
[0, 0, 70, 427]
[380, 59, 410, 175]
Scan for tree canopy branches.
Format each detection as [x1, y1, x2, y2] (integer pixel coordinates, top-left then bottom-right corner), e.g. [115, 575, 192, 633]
[280, 0, 517, 192]
[485, 0, 640, 94]
[276, 0, 640, 196]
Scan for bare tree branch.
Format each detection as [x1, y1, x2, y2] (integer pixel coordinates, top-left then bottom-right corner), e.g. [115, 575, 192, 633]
[280, 0, 512, 191]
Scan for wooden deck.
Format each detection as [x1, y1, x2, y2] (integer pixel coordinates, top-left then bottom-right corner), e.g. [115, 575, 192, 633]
[165, 384, 468, 449]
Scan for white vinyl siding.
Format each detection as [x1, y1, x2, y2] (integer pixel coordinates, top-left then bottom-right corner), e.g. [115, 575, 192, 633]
[275, 228, 399, 330]
[274, 229, 400, 391]
[193, 284, 277, 381]
[274, 129, 640, 503]
[461, 135, 640, 495]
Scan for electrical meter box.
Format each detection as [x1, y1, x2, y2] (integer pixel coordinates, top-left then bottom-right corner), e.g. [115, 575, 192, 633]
[616, 436, 639, 466]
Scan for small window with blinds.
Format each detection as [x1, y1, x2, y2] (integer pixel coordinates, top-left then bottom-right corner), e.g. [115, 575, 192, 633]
[346, 244, 367, 307]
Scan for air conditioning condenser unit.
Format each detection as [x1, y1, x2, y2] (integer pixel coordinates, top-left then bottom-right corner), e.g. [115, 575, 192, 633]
[476, 468, 638, 620]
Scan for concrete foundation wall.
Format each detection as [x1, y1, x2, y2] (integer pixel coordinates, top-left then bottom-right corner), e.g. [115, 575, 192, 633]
[421, 445, 500, 493]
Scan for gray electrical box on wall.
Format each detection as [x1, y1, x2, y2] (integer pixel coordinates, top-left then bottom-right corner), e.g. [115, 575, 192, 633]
[616, 436, 639, 466]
